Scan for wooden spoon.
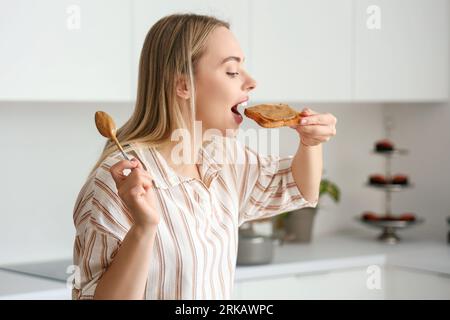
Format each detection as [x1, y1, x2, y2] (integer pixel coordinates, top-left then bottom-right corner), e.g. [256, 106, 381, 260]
[95, 111, 130, 160]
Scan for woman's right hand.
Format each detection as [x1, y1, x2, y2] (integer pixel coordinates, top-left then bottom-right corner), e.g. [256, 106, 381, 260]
[110, 158, 160, 227]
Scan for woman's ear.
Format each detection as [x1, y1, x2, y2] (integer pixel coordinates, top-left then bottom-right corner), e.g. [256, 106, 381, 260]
[175, 74, 191, 100]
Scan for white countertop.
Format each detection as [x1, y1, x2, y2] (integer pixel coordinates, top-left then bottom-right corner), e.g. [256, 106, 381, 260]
[0, 269, 70, 299]
[1, 228, 449, 298]
[235, 228, 450, 282]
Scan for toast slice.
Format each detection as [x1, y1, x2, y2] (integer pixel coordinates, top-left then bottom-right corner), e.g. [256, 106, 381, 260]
[244, 103, 301, 128]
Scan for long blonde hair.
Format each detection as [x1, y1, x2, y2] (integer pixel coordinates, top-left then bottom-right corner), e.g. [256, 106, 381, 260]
[89, 13, 229, 175]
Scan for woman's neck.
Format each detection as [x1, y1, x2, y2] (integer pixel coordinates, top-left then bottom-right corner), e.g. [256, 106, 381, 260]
[155, 139, 202, 179]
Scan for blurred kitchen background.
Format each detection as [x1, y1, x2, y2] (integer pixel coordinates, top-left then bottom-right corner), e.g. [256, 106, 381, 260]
[0, 0, 449, 299]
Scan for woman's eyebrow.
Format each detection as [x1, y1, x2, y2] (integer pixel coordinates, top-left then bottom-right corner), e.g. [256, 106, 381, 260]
[220, 56, 245, 65]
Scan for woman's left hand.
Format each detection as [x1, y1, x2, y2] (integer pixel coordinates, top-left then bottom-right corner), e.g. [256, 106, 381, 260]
[290, 108, 337, 147]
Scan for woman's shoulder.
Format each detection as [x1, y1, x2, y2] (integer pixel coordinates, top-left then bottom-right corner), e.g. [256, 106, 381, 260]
[73, 155, 117, 218]
[75, 147, 135, 210]
[73, 152, 133, 237]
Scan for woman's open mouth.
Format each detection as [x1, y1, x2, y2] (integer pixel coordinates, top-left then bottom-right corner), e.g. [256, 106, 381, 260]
[231, 101, 247, 125]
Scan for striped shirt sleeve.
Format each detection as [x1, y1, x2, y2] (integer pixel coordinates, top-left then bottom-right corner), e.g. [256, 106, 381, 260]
[234, 140, 318, 226]
[72, 162, 133, 300]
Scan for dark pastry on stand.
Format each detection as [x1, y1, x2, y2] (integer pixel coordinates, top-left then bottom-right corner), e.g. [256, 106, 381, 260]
[375, 139, 394, 152]
[362, 211, 379, 221]
[361, 139, 422, 243]
[391, 174, 409, 185]
[380, 213, 416, 222]
[369, 174, 387, 185]
[362, 212, 416, 222]
[399, 213, 416, 221]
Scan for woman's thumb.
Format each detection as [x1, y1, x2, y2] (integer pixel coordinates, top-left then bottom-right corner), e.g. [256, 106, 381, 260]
[130, 157, 143, 169]
[300, 107, 313, 116]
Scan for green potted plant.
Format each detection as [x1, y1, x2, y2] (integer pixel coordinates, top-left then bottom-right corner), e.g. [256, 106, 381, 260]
[274, 178, 341, 243]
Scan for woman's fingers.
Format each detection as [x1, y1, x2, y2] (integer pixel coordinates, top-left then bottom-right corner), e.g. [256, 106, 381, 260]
[109, 157, 160, 227]
[110, 158, 143, 185]
[300, 113, 337, 126]
[130, 157, 144, 169]
[300, 107, 317, 116]
[129, 185, 147, 198]
[123, 167, 154, 191]
[295, 109, 337, 146]
[297, 124, 336, 137]
[116, 168, 155, 204]
[110, 159, 138, 184]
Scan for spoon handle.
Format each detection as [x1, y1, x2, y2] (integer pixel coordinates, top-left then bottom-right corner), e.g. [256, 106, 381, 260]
[111, 136, 130, 161]
[119, 149, 130, 161]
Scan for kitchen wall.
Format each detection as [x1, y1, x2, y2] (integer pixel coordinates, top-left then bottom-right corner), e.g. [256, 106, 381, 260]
[382, 102, 450, 242]
[0, 100, 386, 265]
[380, 3, 450, 242]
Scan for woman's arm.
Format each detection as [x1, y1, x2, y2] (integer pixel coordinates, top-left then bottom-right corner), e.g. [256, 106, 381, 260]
[94, 157, 160, 300]
[94, 224, 157, 300]
[290, 108, 337, 203]
[291, 143, 323, 204]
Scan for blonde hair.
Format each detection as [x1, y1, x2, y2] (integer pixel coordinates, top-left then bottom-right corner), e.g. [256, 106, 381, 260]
[89, 13, 229, 175]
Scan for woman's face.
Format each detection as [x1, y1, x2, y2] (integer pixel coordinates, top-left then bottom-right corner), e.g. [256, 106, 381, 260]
[193, 26, 257, 135]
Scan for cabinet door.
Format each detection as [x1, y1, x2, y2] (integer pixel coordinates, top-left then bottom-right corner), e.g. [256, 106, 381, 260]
[354, 0, 449, 101]
[0, 0, 132, 101]
[386, 266, 450, 299]
[236, 268, 385, 299]
[131, 0, 250, 96]
[249, 0, 353, 102]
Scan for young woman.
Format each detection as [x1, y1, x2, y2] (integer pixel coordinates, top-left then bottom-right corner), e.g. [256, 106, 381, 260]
[72, 13, 337, 300]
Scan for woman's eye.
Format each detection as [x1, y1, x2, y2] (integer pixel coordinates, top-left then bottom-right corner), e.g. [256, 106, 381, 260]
[226, 72, 240, 78]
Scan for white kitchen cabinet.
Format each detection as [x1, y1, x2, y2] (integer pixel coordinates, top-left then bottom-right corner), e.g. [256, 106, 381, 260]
[250, 0, 448, 102]
[354, 0, 449, 101]
[233, 267, 385, 299]
[131, 0, 250, 96]
[385, 266, 450, 299]
[1, 0, 446, 102]
[233, 266, 450, 299]
[0, 0, 132, 101]
[248, 0, 353, 102]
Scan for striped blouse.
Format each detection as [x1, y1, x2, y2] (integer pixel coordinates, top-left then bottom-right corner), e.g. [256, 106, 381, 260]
[72, 136, 317, 300]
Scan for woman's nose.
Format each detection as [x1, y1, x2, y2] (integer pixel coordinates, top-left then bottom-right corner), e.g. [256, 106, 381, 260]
[245, 74, 257, 92]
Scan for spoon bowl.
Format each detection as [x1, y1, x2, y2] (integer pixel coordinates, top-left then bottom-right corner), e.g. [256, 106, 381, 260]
[94, 111, 129, 160]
